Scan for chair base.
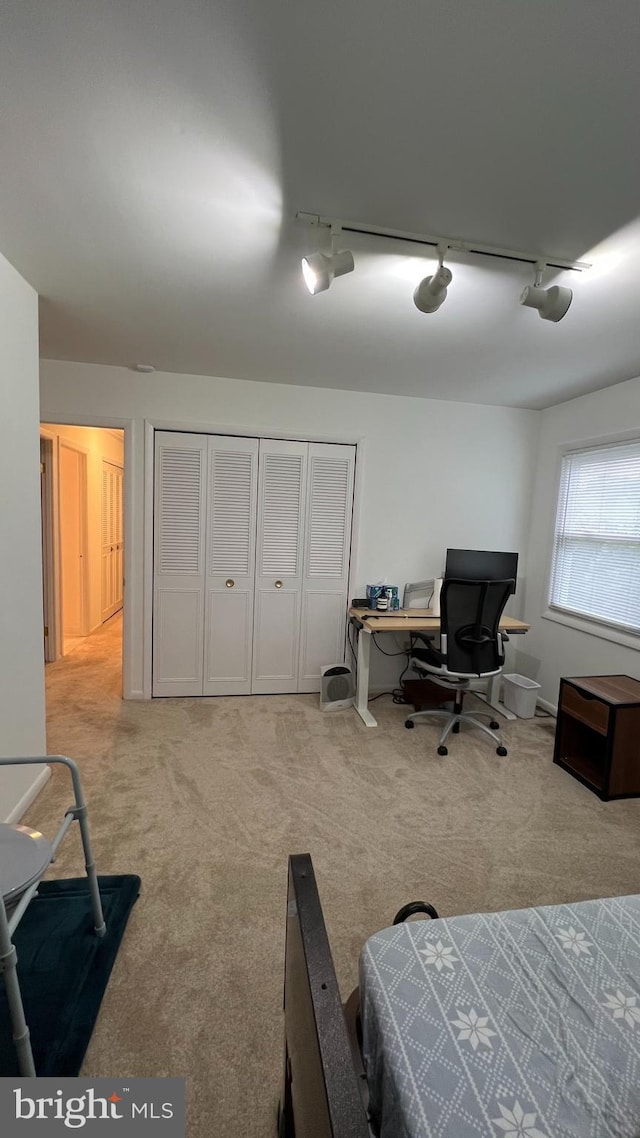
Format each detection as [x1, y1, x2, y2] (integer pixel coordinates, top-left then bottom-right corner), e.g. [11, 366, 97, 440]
[405, 706, 507, 755]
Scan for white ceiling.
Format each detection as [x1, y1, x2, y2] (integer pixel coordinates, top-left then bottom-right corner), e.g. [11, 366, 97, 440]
[2, 0, 640, 409]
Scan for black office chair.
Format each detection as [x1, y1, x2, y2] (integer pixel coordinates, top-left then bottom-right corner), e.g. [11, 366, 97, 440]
[404, 578, 514, 755]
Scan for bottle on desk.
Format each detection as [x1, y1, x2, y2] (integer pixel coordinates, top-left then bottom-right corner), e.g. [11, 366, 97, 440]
[376, 591, 389, 611]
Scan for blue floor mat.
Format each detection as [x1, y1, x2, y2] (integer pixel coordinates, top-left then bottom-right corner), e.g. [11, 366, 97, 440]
[0, 874, 140, 1075]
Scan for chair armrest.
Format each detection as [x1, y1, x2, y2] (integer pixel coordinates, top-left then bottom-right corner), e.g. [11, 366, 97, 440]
[500, 632, 510, 643]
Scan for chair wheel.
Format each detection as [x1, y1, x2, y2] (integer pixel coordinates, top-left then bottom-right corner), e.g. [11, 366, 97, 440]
[496, 746, 508, 756]
[490, 720, 500, 730]
[437, 745, 448, 756]
[405, 719, 415, 729]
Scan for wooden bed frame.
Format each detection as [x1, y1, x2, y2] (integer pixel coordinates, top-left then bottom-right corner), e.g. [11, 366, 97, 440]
[278, 853, 438, 1136]
[278, 854, 370, 1137]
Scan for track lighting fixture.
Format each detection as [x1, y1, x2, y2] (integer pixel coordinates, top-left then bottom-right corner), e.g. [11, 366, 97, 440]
[296, 213, 588, 317]
[413, 246, 452, 314]
[520, 263, 573, 322]
[301, 229, 354, 294]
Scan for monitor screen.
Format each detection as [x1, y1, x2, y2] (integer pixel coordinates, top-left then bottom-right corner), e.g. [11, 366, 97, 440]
[444, 549, 519, 594]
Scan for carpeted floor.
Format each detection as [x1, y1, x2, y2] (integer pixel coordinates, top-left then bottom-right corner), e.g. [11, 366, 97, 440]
[32, 615, 640, 1136]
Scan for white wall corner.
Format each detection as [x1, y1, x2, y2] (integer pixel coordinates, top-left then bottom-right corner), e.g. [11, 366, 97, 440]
[0, 250, 47, 817]
[3, 765, 51, 824]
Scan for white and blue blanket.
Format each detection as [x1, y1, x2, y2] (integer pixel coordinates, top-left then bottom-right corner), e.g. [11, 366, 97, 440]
[360, 895, 640, 1137]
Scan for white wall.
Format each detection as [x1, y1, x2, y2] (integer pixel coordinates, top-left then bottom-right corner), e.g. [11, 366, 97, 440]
[40, 360, 540, 695]
[0, 253, 47, 820]
[519, 374, 640, 706]
[41, 424, 124, 635]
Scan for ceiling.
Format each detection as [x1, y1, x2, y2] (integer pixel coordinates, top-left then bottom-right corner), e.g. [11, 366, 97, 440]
[2, 0, 640, 409]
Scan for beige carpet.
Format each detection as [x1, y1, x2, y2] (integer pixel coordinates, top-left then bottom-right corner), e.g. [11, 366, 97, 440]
[32, 614, 640, 1136]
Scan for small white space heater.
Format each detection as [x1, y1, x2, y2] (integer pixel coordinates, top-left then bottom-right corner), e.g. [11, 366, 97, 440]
[319, 664, 355, 712]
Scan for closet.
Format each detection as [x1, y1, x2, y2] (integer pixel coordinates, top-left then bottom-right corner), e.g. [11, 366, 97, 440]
[152, 432, 355, 697]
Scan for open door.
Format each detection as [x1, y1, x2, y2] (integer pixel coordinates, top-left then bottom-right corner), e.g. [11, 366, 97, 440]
[59, 441, 88, 647]
[40, 437, 58, 662]
[101, 460, 124, 622]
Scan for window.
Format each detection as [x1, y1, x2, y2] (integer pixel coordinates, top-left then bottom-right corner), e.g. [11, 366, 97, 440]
[549, 439, 640, 636]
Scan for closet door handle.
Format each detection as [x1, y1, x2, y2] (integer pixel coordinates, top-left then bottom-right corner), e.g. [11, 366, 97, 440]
[275, 580, 283, 589]
[226, 579, 235, 588]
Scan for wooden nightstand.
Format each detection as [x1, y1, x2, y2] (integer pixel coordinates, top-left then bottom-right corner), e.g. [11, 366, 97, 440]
[553, 675, 640, 800]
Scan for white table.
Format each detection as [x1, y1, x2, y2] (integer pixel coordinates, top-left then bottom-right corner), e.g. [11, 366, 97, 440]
[349, 607, 530, 728]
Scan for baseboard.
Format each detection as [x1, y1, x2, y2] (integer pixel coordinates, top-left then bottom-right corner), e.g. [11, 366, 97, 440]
[537, 696, 558, 717]
[127, 689, 146, 701]
[4, 764, 52, 824]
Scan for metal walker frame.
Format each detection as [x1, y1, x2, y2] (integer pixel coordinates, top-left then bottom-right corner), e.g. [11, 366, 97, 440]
[0, 755, 105, 1076]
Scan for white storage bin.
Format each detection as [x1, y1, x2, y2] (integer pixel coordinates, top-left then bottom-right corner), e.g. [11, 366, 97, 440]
[502, 673, 541, 718]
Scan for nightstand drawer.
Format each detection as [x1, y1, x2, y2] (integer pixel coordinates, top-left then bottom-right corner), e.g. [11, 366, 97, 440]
[560, 683, 609, 735]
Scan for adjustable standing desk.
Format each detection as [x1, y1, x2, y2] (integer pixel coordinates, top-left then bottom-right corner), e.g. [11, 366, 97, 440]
[348, 607, 530, 727]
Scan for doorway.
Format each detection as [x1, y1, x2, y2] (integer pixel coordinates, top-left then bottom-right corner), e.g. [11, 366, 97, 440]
[40, 424, 125, 683]
[59, 441, 88, 651]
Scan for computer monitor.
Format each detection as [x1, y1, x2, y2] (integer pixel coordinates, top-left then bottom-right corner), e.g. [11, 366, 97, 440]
[444, 549, 519, 595]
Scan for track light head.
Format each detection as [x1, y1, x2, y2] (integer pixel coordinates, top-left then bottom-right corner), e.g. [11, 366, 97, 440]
[520, 262, 573, 323]
[301, 248, 354, 294]
[520, 283, 573, 322]
[413, 264, 453, 314]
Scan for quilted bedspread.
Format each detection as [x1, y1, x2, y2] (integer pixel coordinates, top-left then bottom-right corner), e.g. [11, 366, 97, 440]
[360, 895, 640, 1137]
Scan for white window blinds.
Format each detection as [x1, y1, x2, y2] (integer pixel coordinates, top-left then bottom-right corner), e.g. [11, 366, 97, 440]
[549, 439, 640, 634]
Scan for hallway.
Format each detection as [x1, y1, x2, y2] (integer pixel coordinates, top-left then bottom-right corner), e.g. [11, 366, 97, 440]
[61, 611, 123, 666]
[47, 612, 122, 716]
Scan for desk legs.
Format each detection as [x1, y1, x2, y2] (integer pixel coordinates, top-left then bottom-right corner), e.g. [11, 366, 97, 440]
[354, 628, 377, 727]
[474, 675, 517, 721]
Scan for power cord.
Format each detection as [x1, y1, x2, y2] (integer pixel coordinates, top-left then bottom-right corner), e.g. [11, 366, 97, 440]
[347, 621, 414, 706]
[372, 632, 412, 703]
[346, 622, 358, 680]
[371, 634, 413, 704]
[372, 633, 407, 657]
[391, 654, 412, 704]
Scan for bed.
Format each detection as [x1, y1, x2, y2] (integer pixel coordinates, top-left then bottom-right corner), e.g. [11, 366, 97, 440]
[280, 854, 640, 1138]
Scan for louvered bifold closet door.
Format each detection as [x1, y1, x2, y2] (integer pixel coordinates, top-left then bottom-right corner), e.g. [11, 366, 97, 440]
[153, 432, 207, 696]
[252, 439, 308, 693]
[203, 436, 258, 695]
[298, 443, 355, 692]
